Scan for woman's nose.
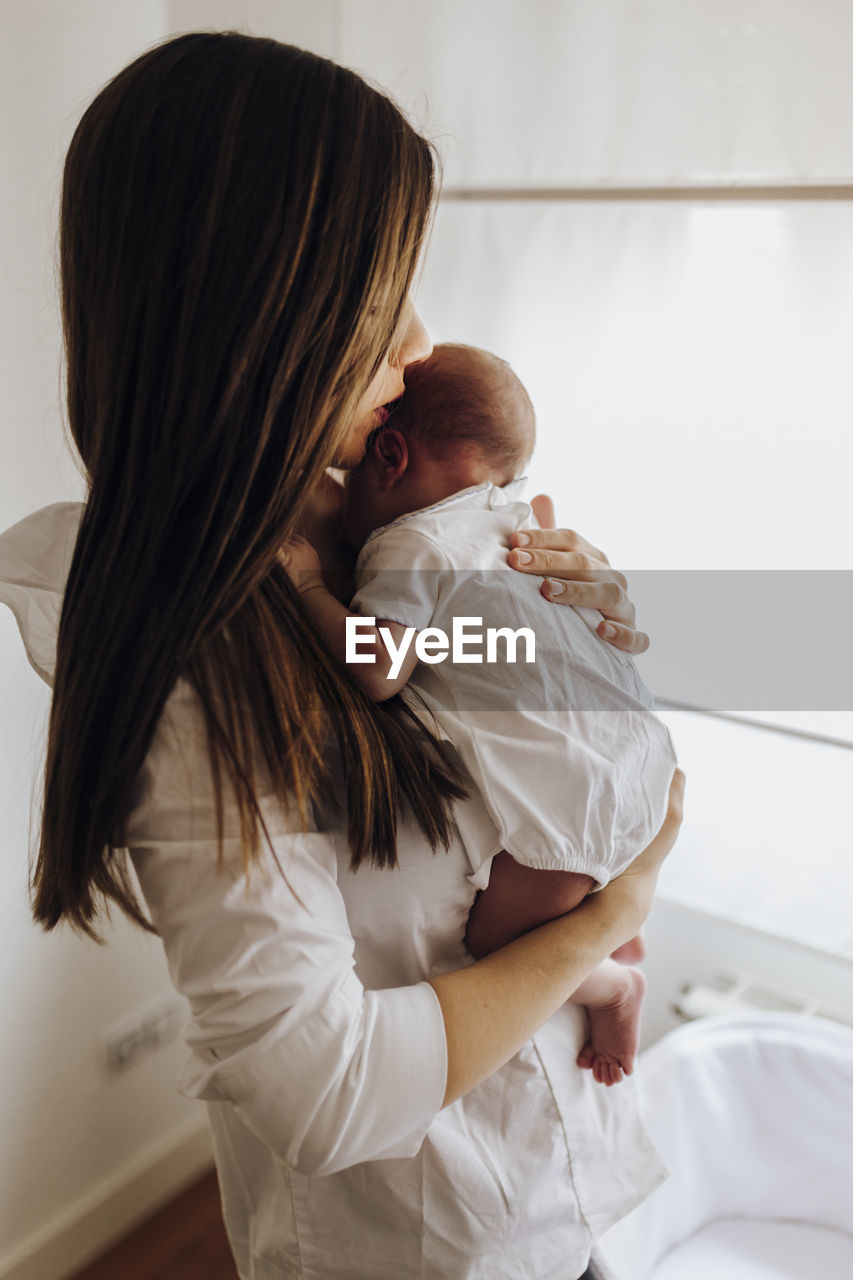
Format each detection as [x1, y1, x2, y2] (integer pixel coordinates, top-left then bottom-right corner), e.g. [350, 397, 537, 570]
[397, 303, 432, 369]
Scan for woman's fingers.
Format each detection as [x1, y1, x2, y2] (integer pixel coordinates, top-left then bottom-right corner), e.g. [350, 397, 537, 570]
[666, 767, 686, 826]
[643, 769, 686, 862]
[592, 618, 651, 656]
[507, 516, 651, 653]
[622, 768, 686, 880]
[509, 524, 611, 567]
[597, 770, 685, 945]
[509, 547, 625, 589]
[529, 493, 556, 529]
[536, 572, 633, 619]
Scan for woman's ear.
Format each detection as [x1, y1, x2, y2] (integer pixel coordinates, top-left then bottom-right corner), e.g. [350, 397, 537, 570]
[372, 427, 409, 487]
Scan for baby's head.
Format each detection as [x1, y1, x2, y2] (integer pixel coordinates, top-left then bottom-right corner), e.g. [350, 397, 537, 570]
[344, 342, 535, 545]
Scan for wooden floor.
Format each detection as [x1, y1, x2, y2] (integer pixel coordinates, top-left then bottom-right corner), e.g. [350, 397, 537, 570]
[69, 1171, 239, 1280]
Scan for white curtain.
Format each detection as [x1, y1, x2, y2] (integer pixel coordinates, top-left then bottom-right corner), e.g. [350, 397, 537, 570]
[339, 0, 853, 187]
[419, 198, 853, 572]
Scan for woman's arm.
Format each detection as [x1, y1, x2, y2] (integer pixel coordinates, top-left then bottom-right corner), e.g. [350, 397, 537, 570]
[430, 768, 684, 1106]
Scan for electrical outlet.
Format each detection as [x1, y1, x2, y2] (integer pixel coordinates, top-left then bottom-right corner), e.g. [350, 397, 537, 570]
[103, 997, 186, 1072]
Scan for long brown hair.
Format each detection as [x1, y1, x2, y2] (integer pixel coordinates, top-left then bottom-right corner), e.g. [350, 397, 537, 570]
[35, 31, 465, 938]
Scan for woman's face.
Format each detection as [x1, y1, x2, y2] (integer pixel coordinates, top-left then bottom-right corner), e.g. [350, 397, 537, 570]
[335, 299, 432, 468]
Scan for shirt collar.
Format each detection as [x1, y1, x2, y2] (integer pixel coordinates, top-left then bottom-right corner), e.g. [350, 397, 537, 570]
[362, 477, 530, 545]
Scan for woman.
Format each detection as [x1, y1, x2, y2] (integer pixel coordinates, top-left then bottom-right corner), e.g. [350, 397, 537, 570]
[0, 32, 683, 1280]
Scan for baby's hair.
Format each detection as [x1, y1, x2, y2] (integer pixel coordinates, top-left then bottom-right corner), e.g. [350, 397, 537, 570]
[390, 342, 535, 484]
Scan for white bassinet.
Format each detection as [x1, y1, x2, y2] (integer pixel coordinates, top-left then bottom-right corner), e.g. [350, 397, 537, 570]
[590, 1011, 853, 1280]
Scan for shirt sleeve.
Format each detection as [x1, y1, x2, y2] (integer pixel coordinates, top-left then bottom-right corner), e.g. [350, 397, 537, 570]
[0, 502, 85, 684]
[125, 685, 448, 1178]
[351, 525, 451, 631]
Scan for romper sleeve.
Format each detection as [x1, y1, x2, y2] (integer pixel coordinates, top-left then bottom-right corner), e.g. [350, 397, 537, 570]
[124, 683, 448, 1179]
[350, 525, 450, 631]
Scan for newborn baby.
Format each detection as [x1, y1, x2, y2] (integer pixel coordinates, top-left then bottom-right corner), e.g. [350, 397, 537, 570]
[284, 343, 677, 1085]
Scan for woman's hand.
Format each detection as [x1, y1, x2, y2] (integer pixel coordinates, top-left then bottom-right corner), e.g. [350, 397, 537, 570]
[601, 768, 686, 937]
[507, 493, 649, 656]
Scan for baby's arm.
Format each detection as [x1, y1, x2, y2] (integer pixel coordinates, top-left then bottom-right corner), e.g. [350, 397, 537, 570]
[280, 536, 417, 702]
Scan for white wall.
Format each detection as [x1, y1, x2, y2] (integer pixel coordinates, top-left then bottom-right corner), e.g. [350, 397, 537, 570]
[0, 6, 213, 1279]
[167, 0, 338, 55]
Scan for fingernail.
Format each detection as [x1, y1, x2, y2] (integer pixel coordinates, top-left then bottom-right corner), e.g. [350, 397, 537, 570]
[545, 578, 565, 596]
[514, 532, 530, 546]
[514, 550, 532, 565]
[600, 622, 617, 639]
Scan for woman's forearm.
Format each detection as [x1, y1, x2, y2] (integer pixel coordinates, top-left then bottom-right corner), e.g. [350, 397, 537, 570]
[429, 888, 630, 1107]
[431, 766, 685, 1107]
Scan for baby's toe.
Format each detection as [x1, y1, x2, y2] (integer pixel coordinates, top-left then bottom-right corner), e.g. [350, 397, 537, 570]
[577, 1043, 595, 1069]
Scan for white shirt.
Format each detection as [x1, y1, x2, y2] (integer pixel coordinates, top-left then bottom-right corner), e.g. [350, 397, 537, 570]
[352, 481, 677, 890]
[0, 502, 667, 1280]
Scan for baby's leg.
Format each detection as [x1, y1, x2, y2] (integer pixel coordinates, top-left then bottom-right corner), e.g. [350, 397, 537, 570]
[464, 850, 643, 964]
[572, 960, 647, 1086]
[465, 851, 596, 959]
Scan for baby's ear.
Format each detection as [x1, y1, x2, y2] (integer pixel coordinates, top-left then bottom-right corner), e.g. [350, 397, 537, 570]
[373, 427, 409, 486]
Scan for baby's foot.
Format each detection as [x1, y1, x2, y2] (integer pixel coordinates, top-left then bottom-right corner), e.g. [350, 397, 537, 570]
[576, 966, 647, 1086]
